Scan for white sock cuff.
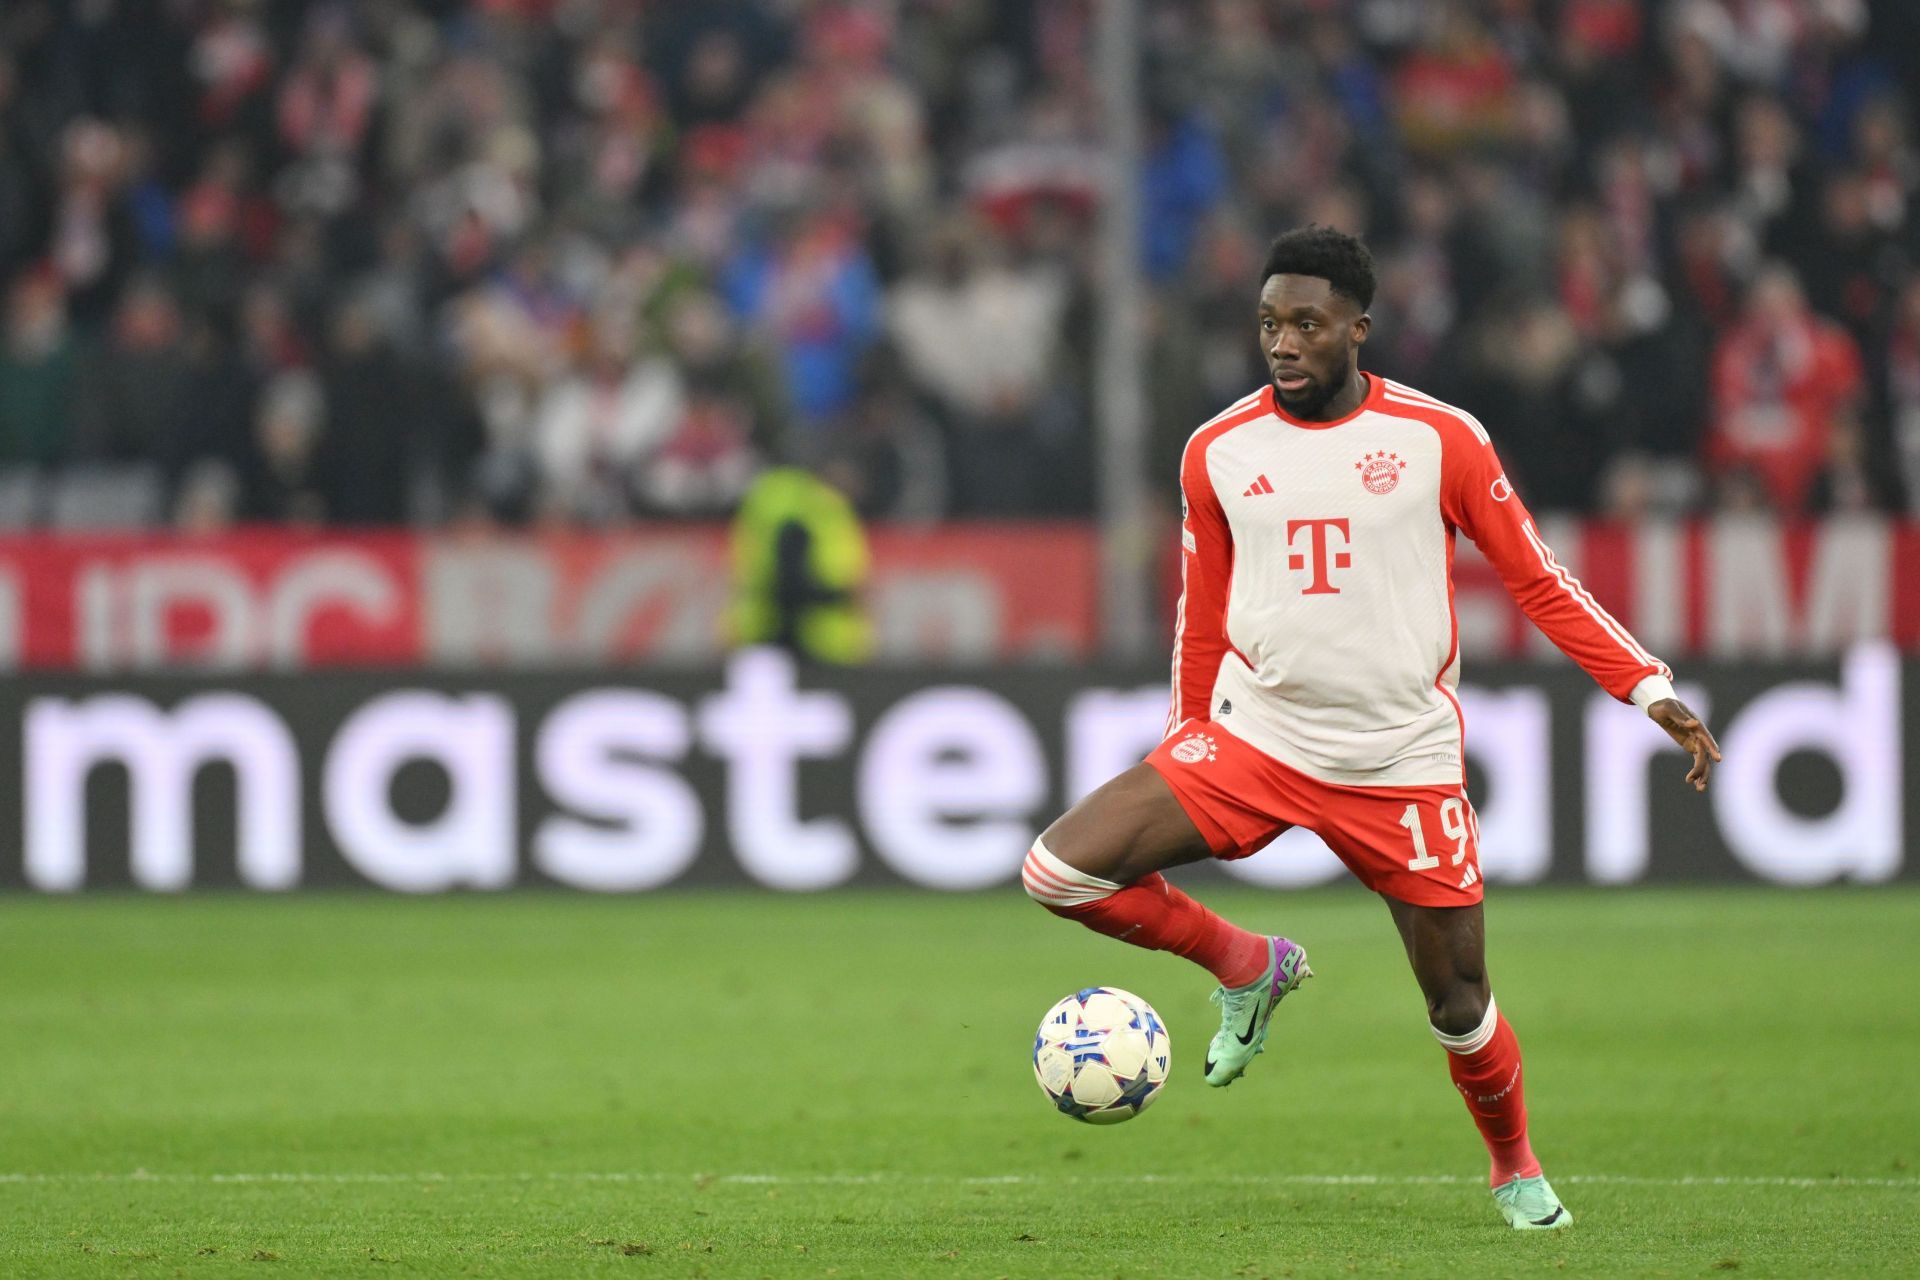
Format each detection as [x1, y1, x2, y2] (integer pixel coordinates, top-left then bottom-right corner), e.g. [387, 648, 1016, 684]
[1431, 996, 1499, 1055]
[1022, 837, 1123, 907]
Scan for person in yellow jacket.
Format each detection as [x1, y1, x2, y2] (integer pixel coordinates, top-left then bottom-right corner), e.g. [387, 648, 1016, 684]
[729, 463, 873, 663]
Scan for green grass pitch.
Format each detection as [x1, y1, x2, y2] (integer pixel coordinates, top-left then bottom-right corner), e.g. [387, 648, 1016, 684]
[0, 887, 1915, 1278]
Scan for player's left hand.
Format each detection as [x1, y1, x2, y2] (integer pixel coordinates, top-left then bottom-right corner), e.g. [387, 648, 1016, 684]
[1647, 698, 1721, 792]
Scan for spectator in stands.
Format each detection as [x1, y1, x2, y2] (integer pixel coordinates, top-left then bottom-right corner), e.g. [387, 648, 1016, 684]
[167, 142, 258, 322]
[640, 288, 786, 516]
[1808, 417, 1906, 512]
[723, 196, 881, 426]
[1369, 171, 1458, 387]
[1729, 95, 1822, 261]
[643, 369, 761, 517]
[0, 266, 76, 466]
[1140, 85, 1228, 282]
[173, 458, 241, 535]
[0, 55, 41, 287]
[1878, 274, 1920, 513]
[660, 287, 789, 457]
[533, 303, 685, 523]
[242, 369, 328, 524]
[834, 356, 948, 523]
[316, 297, 413, 525]
[1850, 94, 1914, 235]
[1391, 5, 1519, 156]
[175, 309, 259, 497]
[887, 217, 1068, 513]
[1706, 263, 1866, 511]
[793, 3, 931, 229]
[1454, 290, 1617, 512]
[47, 118, 139, 327]
[238, 280, 310, 379]
[72, 274, 192, 469]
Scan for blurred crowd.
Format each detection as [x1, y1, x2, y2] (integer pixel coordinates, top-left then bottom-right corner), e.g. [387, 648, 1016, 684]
[0, 0, 1917, 532]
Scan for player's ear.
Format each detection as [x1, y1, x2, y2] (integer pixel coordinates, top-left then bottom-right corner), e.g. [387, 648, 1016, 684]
[1351, 312, 1370, 345]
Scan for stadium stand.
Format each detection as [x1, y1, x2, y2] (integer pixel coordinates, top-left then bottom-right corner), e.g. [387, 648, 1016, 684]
[0, 0, 1914, 528]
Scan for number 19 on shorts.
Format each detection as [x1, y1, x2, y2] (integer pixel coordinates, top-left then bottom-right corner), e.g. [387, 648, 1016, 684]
[1398, 798, 1475, 871]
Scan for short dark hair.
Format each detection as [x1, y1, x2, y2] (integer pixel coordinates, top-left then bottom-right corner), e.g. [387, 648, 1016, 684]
[1260, 225, 1376, 311]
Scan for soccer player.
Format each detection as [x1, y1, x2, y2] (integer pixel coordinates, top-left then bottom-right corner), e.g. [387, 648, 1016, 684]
[1021, 226, 1721, 1230]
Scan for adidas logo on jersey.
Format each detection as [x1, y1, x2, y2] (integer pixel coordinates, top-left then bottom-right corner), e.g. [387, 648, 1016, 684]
[1242, 474, 1274, 497]
[1459, 864, 1479, 890]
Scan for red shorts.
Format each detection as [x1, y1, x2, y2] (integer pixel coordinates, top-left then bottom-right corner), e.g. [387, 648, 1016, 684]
[1147, 719, 1484, 908]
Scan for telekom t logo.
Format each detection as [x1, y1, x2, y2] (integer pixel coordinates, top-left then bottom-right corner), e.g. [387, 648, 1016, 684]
[1285, 518, 1352, 595]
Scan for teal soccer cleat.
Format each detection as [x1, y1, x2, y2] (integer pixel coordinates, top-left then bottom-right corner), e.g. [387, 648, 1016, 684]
[1202, 937, 1311, 1087]
[1493, 1175, 1573, 1230]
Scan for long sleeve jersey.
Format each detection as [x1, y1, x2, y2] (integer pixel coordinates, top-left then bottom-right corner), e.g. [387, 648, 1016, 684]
[1168, 375, 1671, 788]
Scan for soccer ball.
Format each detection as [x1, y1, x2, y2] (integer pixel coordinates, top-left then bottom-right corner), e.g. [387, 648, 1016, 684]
[1032, 987, 1171, 1124]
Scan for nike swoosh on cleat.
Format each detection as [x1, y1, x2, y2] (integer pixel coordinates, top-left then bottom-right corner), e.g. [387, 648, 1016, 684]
[1531, 1208, 1566, 1226]
[1234, 1005, 1262, 1045]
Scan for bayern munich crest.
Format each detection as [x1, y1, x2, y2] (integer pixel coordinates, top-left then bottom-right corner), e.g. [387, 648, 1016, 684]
[1357, 450, 1406, 495]
[1170, 733, 1217, 764]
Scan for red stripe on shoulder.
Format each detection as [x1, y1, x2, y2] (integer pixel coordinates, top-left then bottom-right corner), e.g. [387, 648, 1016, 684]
[1181, 388, 1273, 482]
[1375, 381, 1491, 446]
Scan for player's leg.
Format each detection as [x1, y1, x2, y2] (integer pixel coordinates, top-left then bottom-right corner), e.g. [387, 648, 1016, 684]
[1036, 761, 1216, 885]
[1384, 896, 1569, 1229]
[1025, 762, 1269, 986]
[1023, 726, 1311, 1087]
[1303, 778, 1568, 1227]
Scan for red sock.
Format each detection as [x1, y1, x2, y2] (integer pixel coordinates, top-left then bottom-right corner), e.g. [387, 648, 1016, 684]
[1436, 1002, 1542, 1187]
[1022, 843, 1269, 987]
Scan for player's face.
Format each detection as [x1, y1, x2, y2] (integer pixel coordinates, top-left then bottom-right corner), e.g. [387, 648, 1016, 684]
[1258, 275, 1369, 419]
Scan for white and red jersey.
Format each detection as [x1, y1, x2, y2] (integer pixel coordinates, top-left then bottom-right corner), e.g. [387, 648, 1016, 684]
[1169, 374, 1671, 787]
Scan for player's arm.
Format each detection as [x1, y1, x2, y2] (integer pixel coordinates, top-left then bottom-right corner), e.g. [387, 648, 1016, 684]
[1166, 439, 1233, 737]
[1442, 428, 1721, 790]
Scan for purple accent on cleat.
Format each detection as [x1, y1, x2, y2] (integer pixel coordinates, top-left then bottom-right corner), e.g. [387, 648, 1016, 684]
[1270, 937, 1309, 993]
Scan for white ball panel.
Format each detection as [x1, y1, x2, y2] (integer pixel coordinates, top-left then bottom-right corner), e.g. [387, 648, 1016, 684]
[1034, 1044, 1074, 1097]
[1100, 1027, 1150, 1077]
[1070, 1063, 1122, 1107]
[1038, 1021, 1076, 1047]
[1078, 1103, 1135, 1125]
[1077, 992, 1136, 1031]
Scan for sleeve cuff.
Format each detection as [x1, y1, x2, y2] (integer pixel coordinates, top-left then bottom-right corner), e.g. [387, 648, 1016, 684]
[1629, 674, 1675, 710]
